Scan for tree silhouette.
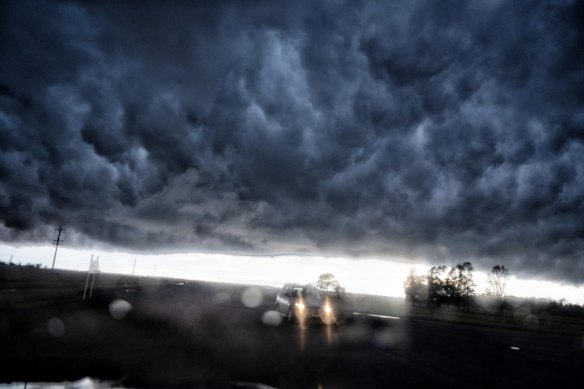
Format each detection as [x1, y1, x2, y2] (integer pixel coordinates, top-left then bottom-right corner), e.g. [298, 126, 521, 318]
[427, 265, 448, 308]
[426, 263, 475, 309]
[448, 262, 475, 310]
[486, 265, 509, 299]
[316, 273, 345, 298]
[404, 269, 428, 306]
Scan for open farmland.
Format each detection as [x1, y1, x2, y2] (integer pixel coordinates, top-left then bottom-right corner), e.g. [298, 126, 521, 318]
[1, 265, 583, 388]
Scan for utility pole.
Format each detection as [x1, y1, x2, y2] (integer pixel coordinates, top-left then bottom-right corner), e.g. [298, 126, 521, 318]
[132, 259, 136, 277]
[83, 254, 93, 300]
[51, 226, 65, 271]
[89, 256, 99, 299]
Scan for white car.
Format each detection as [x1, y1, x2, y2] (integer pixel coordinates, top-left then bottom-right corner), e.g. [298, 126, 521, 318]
[274, 283, 336, 325]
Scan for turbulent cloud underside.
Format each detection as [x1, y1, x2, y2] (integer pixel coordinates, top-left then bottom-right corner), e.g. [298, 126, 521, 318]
[1, 0, 583, 282]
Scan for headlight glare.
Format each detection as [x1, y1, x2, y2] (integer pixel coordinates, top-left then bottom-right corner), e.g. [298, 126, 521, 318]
[324, 304, 332, 315]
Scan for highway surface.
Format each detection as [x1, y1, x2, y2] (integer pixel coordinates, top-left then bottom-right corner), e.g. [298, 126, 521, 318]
[1, 268, 583, 388]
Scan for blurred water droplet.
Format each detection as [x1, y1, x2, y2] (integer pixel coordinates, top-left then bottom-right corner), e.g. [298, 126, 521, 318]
[342, 325, 367, 343]
[262, 310, 282, 327]
[109, 299, 132, 320]
[523, 314, 539, 328]
[212, 292, 231, 304]
[241, 287, 263, 308]
[373, 329, 393, 347]
[183, 306, 202, 326]
[47, 317, 65, 338]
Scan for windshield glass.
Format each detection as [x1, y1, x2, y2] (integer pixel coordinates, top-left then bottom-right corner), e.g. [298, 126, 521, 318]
[1, 1, 583, 388]
[292, 287, 304, 297]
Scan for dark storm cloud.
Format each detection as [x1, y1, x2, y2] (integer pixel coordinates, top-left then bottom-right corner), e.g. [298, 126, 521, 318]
[1, 0, 583, 282]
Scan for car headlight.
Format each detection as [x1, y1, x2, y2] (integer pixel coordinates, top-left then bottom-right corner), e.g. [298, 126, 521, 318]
[324, 304, 332, 315]
[295, 302, 306, 310]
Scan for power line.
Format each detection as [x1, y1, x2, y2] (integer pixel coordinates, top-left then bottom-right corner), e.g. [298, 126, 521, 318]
[51, 226, 65, 271]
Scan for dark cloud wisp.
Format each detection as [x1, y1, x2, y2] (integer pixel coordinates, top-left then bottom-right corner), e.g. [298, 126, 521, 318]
[1, 0, 583, 282]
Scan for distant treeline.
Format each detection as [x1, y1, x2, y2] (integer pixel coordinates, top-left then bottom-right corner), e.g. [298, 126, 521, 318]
[482, 295, 584, 319]
[0, 260, 45, 269]
[404, 262, 476, 310]
[404, 262, 584, 318]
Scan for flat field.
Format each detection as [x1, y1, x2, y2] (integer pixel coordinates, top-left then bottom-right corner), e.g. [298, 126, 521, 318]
[1, 265, 583, 388]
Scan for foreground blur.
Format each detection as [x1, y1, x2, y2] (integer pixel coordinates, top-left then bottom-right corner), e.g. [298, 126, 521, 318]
[1, 266, 583, 388]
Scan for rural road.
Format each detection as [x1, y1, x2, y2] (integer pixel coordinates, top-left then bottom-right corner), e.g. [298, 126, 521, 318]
[1, 270, 583, 388]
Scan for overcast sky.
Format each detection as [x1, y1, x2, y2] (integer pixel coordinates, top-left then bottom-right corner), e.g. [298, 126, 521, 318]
[1, 0, 583, 285]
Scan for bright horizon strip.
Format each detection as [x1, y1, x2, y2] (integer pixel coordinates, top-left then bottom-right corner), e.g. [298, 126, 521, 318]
[1, 243, 583, 305]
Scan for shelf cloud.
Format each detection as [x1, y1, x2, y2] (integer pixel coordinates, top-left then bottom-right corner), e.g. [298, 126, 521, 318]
[1, 0, 583, 282]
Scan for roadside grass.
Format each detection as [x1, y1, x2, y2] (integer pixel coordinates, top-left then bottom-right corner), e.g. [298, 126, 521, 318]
[2, 264, 583, 336]
[405, 306, 584, 335]
[348, 293, 584, 336]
